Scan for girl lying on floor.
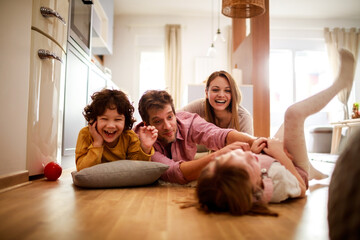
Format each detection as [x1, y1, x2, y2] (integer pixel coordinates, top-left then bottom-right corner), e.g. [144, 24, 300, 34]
[195, 48, 355, 216]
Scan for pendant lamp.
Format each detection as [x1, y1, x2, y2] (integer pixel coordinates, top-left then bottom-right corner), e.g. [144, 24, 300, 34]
[207, 43, 217, 57]
[222, 0, 265, 18]
[214, 0, 226, 43]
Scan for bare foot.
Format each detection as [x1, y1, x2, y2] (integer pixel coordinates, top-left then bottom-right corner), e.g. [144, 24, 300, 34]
[336, 48, 355, 90]
[309, 163, 328, 180]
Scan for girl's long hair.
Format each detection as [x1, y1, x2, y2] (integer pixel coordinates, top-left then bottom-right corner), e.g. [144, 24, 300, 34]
[196, 161, 278, 217]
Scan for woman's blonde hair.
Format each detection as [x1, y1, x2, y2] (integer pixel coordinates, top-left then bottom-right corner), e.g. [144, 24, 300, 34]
[204, 71, 241, 130]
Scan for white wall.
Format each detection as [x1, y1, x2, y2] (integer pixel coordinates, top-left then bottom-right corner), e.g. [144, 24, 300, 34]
[105, 14, 231, 115]
[0, 0, 32, 175]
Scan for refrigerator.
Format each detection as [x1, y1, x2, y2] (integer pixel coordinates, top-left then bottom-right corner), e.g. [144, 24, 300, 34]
[27, 0, 69, 176]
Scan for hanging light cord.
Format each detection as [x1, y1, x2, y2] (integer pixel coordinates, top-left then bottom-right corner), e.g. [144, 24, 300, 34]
[211, 0, 214, 41]
[207, 0, 216, 56]
[217, 0, 221, 33]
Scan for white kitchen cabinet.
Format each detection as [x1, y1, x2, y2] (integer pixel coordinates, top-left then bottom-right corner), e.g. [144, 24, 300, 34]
[26, 0, 69, 176]
[32, 0, 69, 51]
[27, 30, 66, 175]
[88, 65, 108, 103]
[62, 44, 89, 156]
[91, 0, 114, 55]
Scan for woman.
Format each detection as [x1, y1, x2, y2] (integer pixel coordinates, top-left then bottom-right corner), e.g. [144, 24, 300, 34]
[182, 70, 253, 135]
[196, 49, 355, 216]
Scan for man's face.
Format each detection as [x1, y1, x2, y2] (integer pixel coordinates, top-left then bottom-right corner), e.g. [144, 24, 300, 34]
[147, 104, 177, 146]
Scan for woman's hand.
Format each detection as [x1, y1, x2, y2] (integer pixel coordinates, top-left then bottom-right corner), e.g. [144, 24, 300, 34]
[139, 125, 158, 154]
[251, 137, 267, 154]
[88, 121, 103, 147]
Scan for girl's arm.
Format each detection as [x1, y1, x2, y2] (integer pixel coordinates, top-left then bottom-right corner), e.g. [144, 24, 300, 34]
[263, 139, 306, 197]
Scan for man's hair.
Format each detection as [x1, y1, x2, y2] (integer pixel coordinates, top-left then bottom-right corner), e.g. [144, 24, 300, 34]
[83, 89, 135, 130]
[196, 161, 278, 216]
[138, 90, 175, 124]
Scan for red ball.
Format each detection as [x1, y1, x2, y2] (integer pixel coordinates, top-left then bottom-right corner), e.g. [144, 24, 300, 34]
[44, 162, 62, 181]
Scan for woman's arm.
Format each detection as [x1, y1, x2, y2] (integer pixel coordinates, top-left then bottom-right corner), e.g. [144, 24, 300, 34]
[263, 139, 306, 197]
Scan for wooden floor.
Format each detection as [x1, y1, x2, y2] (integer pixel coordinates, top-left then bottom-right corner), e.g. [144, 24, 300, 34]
[0, 157, 335, 240]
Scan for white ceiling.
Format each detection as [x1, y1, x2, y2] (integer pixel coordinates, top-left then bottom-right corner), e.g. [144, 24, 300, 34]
[114, 0, 360, 20]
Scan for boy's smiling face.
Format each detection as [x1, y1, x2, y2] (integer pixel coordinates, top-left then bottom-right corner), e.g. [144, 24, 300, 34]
[96, 108, 125, 147]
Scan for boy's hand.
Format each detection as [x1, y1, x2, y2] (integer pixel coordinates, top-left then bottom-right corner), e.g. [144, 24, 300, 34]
[251, 137, 267, 154]
[88, 121, 103, 147]
[139, 125, 158, 154]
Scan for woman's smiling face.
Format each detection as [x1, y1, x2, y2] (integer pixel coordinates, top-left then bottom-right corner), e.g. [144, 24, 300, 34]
[206, 76, 232, 111]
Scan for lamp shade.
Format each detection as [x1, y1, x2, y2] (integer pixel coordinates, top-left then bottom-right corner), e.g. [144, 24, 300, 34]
[222, 0, 265, 18]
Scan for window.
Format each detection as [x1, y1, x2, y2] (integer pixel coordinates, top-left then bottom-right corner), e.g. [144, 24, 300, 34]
[270, 49, 338, 136]
[139, 51, 165, 97]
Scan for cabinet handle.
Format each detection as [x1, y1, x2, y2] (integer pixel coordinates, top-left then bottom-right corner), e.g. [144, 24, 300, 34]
[40, 6, 66, 25]
[38, 49, 63, 63]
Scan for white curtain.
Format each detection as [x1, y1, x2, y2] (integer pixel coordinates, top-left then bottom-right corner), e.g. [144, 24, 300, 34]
[324, 27, 360, 119]
[165, 24, 182, 109]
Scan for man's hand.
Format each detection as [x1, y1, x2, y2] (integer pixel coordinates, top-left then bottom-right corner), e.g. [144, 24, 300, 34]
[139, 125, 158, 154]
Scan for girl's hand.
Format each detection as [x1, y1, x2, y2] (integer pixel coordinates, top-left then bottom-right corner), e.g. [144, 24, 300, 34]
[263, 138, 283, 158]
[88, 121, 103, 147]
[139, 125, 158, 154]
[251, 137, 267, 154]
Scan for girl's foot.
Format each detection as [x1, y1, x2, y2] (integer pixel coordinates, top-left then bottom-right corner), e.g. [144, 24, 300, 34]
[336, 48, 355, 90]
[309, 163, 328, 180]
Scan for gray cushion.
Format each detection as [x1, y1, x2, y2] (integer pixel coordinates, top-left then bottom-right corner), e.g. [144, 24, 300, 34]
[71, 160, 169, 188]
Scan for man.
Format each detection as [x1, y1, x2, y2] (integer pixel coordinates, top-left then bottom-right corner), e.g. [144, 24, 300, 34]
[135, 90, 266, 184]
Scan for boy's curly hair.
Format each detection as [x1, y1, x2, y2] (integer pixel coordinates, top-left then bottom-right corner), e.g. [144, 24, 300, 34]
[83, 89, 136, 130]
